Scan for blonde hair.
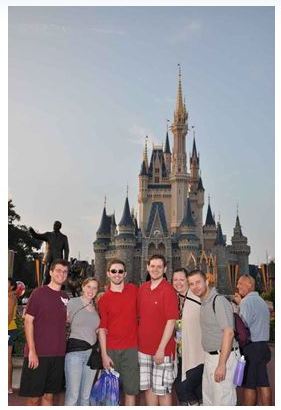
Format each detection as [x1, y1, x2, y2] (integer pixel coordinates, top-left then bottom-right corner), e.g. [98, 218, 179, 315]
[82, 277, 99, 291]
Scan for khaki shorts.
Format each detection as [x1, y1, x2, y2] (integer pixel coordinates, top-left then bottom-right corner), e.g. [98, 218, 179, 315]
[107, 347, 139, 395]
[138, 351, 175, 396]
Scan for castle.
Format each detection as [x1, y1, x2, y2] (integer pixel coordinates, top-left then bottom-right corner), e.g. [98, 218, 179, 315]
[93, 69, 250, 294]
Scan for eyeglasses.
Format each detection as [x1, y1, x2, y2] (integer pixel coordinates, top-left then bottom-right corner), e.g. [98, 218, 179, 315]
[109, 269, 125, 274]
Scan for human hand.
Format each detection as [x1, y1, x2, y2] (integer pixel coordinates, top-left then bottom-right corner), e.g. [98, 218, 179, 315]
[214, 363, 226, 383]
[102, 353, 114, 370]
[28, 350, 39, 370]
[154, 348, 165, 365]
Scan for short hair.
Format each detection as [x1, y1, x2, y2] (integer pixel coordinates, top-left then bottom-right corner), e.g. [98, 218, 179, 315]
[172, 267, 188, 280]
[8, 277, 17, 291]
[187, 269, 207, 281]
[147, 254, 167, 267]
[107, 259, 126, 271]
[239, 274, 255, 288]
[50, 259, 69, 271]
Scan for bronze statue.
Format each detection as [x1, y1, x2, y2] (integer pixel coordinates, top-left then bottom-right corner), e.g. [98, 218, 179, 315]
[29, 221, 69, 285]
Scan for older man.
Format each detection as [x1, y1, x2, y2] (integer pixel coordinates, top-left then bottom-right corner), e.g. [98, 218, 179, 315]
[236, 274, 272, 406]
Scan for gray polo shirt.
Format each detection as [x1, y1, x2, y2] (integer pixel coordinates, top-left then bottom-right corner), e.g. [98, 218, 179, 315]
[239, 291, 270, 342]
[68, 296, 100, 346]
[200, 288, 238, 352]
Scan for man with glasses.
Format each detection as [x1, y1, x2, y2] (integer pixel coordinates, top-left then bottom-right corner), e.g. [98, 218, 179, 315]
[138, 254, 178, 406]
[19, 259, 69, 405]
[98, 259, 139, 406]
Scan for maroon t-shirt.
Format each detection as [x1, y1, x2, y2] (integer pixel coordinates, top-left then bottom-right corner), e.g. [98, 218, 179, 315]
[24, 286, 69, 357]
[138, 279, 178, 357]
[98, 283, 138, 350]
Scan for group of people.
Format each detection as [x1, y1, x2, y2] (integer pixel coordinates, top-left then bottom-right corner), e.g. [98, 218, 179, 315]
[8, 254, 272, 406]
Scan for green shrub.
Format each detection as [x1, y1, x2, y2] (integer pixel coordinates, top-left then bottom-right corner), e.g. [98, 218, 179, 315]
[13, 310, 26, 356]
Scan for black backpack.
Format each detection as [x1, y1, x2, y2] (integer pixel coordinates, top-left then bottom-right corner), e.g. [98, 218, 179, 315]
[213, 294, 251, 348]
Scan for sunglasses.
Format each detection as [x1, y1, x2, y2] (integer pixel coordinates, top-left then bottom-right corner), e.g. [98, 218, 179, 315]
[109, 269, 125, 274]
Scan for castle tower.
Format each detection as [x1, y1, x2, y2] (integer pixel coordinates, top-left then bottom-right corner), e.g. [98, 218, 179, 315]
[178, 197, 200, 266]
[93, 205, 111, 286]
[115, 196, 136, 283]
[164, 130, 171, 174]
[138, 138, 149, 232]
[188, 129, 204, 243]
[203, 198, 217, 250]
[231, 213, 250, 275]
[170, 65, 189, 231]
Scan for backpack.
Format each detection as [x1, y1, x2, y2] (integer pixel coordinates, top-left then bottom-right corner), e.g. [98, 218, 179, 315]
[212, 294, 251, 348]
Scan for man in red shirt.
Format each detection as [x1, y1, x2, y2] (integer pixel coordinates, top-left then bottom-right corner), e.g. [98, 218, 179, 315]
[98, 259, 139, 406]
[138, 254, 178, 406]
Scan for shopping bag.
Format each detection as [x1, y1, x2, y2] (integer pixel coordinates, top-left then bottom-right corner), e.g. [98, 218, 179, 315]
[90, 368, 120, 406]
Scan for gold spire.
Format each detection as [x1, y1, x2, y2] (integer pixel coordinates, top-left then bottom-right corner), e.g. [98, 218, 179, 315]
[174, 64, 187, 124]
[143, 135, 149, 170]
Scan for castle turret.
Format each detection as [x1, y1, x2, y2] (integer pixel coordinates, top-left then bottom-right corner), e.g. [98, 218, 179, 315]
[116, 196, 136, 283]
[164, 130, 171, 174]
[178, 198, 200, 266]
[203, 198, 217, 250]
[231, 213, 250, 275]
[93, 205, 111, 286]
[138, 138, 149, 231]
[170, 65, 188, 231]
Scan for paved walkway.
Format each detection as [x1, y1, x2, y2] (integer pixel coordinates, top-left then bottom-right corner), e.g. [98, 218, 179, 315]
[8, 345, 275, 406]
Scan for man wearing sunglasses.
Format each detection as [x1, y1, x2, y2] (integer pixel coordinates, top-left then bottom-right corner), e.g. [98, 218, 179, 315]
[98, 259, 139, 406]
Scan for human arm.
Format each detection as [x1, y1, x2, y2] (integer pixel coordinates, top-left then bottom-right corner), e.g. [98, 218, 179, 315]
[214, 327, 234, 382]
[24, 313, 39, 369]
[98, 328, 114, 369]
[8, 295, 16, 325]
[154, 319, 177, 364]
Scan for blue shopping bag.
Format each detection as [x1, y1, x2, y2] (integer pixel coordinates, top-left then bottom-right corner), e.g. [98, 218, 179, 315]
[90, 368, 120, 406]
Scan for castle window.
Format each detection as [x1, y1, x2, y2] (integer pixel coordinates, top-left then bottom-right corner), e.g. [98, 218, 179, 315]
[155, 177, 159, 183]
[155, 168, 159, 174]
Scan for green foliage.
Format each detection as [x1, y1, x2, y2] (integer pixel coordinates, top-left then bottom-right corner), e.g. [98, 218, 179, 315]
[13, 311, 25, 356]
[8, 199, 42, 284]
[260, 292, 271, 301]
[270, 287, 275, 310]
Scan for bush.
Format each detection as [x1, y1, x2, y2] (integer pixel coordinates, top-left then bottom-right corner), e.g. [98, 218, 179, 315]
[13, 309, 26, 356]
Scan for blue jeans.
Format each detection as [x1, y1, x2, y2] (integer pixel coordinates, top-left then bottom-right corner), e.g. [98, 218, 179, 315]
[64, 349, 97, 406]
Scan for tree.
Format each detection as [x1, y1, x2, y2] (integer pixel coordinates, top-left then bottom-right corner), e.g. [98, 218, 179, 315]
[8, 199, 42, 286]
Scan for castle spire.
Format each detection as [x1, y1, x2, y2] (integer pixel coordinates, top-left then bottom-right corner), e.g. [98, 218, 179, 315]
[181, 197, 195, 227]
[205, 199, 216, 226]
[174, 64, 187, 124]
[143, 136, 149, 169]
[164, 130, 171, 154]
[119, 196, 134, 227]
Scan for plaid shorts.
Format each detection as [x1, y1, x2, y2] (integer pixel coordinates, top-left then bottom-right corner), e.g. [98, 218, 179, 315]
[138, 351, 175, 396]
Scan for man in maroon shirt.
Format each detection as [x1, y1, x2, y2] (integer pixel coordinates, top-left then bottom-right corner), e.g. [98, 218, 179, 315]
[19, 259, 69, 406]
[138, 254, 178, 406]
[98, 259, 139, 406]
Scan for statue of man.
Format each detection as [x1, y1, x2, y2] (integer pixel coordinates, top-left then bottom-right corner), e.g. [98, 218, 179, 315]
[29, 221, 69, 285]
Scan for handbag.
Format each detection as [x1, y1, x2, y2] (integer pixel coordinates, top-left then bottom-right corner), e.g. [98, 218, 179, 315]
[87, 340, 103, 370]
[66, 337, 92, 353]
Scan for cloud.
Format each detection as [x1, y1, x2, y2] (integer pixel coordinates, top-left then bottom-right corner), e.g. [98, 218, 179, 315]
[127, 123, 158, 147]
[88, 27, 125, 35]
[169, 20, 202, 42]
[9, 23, 125, 36]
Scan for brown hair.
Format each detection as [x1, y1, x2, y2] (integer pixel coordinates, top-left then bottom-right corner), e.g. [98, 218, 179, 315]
[50, 259, 69, 271]
[107, 259, 126, 271]
[147, 254, 167, 267]
[187, 269, 207, 281]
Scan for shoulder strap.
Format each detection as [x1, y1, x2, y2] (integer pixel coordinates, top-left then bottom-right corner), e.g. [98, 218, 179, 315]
[186, 296, 201, 306]
[212, 294, 220, 313]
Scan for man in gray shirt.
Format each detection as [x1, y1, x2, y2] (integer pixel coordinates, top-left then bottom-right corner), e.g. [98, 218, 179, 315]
[187, 269, 240, 406]
[236, 274, 272, 406]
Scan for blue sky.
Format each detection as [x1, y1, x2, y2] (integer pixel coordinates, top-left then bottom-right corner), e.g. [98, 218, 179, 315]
[8, 6, 275, 264]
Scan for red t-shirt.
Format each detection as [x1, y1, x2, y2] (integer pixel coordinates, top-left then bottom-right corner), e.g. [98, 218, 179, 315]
[98, 283, 138, 350]
[138, 279, 178, 357]
[24, 286, 69, 357]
